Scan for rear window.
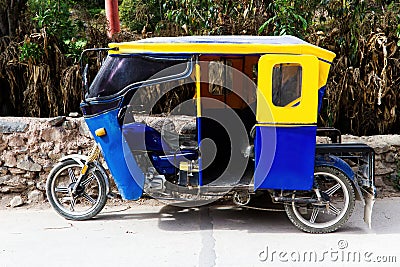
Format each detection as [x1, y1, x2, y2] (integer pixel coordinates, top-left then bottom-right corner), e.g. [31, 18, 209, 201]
[87, 55, 190, 98]
[272, 63, 302, 107]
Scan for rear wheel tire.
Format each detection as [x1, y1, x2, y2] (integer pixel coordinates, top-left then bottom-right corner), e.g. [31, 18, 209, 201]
[285, 166, 356, 233]
[46, 159, 107, 220]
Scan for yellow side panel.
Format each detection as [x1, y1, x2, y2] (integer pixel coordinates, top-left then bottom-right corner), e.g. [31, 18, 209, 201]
[195, 63, 201, 117]
[318, 60, 332, 89]
[256, 54, 319, 124]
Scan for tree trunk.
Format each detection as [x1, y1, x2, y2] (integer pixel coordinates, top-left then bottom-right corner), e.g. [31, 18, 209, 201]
[0, 0, 26, 37]
[7, 5, 14, 37]
[0, 0, 8, 36]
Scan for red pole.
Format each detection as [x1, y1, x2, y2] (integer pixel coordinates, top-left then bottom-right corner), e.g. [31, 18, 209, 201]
[105, 0, 120, 38]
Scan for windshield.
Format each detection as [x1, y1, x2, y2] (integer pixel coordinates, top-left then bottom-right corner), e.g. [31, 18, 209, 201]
[86, 55, 191, 99]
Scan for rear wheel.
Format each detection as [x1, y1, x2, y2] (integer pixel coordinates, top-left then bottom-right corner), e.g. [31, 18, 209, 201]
[46, 159, 107, 220]
[285, 166, 355, 233]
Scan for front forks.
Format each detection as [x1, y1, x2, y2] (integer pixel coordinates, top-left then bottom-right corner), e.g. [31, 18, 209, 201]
[71, 144, 100, 195]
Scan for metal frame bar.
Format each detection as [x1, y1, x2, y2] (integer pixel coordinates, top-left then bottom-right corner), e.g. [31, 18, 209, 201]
[316, 143, 375, 189]
[316, 127, 342, 143]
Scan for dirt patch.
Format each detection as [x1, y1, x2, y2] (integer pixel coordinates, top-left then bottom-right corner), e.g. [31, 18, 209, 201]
[0, 194, 165, 211]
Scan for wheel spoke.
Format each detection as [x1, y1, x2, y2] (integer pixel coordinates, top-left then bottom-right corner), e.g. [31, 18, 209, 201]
[69, 197, 76, 212]
[310, 207, 319, 223]
[68, 168, 77, 182]
[83, 193, 97, 205]
[55, 187, 69, 194]
[328, 203, 341, 216]
[81, 174, 95, 187]
[324, 183, 341, 196]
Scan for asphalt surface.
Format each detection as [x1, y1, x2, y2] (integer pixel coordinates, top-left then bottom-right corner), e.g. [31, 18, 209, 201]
[1, 198, 400, 267]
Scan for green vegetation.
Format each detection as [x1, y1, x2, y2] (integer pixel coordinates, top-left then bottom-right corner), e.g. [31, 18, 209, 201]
[19, 41, 43, 62]
[258, 0, 317, 37]
[120, 0, 161, 32]
[0, 0, 399, 136]
[0, 0, 109, 117]
[27, 0, 86, 61]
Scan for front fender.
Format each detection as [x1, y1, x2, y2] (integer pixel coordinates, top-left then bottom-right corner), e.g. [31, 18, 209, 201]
[58, 154, 87, 166]
[58, 154, 111, 196]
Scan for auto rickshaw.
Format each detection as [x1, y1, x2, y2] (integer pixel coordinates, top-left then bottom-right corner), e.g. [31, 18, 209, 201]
[46, 35, 376, 233]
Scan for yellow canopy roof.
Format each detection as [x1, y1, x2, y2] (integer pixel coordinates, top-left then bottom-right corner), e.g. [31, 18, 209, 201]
[109, 35, 336, 63]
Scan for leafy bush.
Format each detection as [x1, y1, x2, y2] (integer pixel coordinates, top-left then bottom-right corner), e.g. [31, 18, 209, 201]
[19, 41, 43, 63]
[29, 0, 73, 36]
[159, 0, 269, 35]
[26, 0, 86, 60]
[258, 0, 319, 38]
[120, 0, 161, 32]
[3, 0, 400, 134]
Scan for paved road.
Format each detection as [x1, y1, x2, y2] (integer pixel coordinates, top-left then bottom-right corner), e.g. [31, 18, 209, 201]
[0, 198, 400, 267]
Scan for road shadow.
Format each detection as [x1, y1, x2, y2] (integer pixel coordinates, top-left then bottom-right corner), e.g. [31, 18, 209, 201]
[98, 203, 370, 234]
[97, 197, 400, 234]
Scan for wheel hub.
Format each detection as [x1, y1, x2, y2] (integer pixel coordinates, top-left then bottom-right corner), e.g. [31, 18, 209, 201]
[320, 191, 330, 202]
[68, 182, 85, 196]
[310, 191, 331, 209]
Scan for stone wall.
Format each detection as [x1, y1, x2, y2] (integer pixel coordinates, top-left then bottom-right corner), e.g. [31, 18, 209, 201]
[341, 135, 400, 196]
[0, 117, 399, 208]
[0, 117, 93, 207]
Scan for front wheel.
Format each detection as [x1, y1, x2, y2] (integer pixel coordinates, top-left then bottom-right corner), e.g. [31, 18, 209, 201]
[46, 159, 107, 220]
[285, 166, 356, 233]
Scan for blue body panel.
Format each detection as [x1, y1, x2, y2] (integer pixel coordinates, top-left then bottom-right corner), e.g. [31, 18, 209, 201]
[84, 109, 144, 200]
[254, 125, 317, 190]
[318, 86, 326, 112]
[122, 123, 170, 152]
[122, 122, 198, 175]
[197, 117, 203, 186]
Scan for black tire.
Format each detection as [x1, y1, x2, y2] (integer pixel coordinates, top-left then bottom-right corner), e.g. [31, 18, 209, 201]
[285, 166, 356, 233]
[46, 159, 107, 220]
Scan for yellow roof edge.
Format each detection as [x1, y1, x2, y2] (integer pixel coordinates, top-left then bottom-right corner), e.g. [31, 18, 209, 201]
[108, 42, 336, 62]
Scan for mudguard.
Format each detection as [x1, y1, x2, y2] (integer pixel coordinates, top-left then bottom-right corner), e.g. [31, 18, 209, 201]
[315, 154, 354, 180]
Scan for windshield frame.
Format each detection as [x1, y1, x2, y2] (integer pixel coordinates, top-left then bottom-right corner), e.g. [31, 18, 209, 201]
[85, 54, 194, 102]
